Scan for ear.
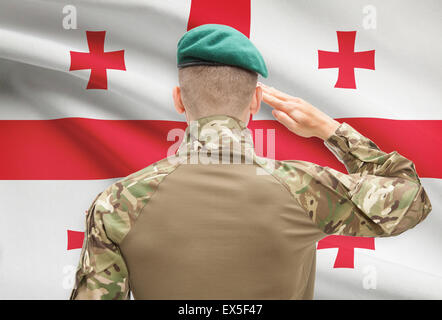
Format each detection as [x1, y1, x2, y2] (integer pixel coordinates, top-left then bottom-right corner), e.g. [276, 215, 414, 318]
[250, 84, 262, 115]
[172, 86, 186, 114]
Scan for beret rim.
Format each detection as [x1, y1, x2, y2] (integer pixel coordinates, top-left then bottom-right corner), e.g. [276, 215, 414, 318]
[177, 60, 260, 77]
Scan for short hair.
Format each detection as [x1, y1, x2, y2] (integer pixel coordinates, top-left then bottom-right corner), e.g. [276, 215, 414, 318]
[178, 65, 258, 119]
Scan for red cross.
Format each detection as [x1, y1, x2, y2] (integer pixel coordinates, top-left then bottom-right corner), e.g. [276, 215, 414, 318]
[70, 31, 126, 90]
[67, 230, 85, 250]
[318, 31, 375, 89]
[317, 235, 375, 268]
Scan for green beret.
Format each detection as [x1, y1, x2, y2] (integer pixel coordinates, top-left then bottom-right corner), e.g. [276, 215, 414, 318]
[177, 24, 268, 78]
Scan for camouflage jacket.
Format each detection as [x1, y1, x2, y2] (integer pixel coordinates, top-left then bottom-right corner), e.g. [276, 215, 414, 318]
[70, 115, 431, 300]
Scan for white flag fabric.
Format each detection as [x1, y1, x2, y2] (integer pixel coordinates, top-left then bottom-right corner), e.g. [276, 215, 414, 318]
[0, 0, 441, 299]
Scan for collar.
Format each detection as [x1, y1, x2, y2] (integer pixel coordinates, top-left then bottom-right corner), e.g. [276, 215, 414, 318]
[176, 114, 256, 160]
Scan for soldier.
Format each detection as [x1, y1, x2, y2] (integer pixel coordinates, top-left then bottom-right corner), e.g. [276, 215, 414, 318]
[70, 24, 431, 300]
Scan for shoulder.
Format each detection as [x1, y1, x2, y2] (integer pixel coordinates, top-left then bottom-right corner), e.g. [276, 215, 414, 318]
[255, 156, 322, 188]
[255, 156, 355, 197]
[112, 155, 181, 200]
[92, 156, 182, 243]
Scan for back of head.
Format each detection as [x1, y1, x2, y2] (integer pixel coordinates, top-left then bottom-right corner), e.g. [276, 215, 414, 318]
[178, 65, 258, 120]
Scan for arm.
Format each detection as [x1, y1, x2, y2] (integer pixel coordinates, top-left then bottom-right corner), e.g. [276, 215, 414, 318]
[70, 158, 181, 299]
[70, 189, 130, 300]
[260, 83, 432, 237]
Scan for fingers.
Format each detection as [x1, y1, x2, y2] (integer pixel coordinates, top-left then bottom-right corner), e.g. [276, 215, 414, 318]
[262, 92, 292, 113]
[272, 109, 298, 131]
[259, 82, 300, 102]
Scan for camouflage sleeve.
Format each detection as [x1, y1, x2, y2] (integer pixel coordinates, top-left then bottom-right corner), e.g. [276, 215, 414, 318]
[325, 122, 422, 182]
[275, 122, 432, 237]
[69, 157, 182, 300]
[69, 188, 130, 300]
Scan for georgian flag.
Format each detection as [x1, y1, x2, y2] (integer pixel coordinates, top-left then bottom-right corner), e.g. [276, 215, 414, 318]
[0, 0, 441, 299]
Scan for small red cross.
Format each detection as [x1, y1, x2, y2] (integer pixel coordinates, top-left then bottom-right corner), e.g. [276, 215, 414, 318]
[318, 31, 375, 89]
[317, 235, 375, 268]
[70, 31, 126, 89]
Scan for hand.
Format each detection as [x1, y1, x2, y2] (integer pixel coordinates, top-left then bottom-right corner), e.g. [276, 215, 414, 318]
[259, 82, 340, 140]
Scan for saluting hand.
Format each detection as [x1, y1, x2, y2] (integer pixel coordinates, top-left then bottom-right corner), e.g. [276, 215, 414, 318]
[258, 82, 340, 141]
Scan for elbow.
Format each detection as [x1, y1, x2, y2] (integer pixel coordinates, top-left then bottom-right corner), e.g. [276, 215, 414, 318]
[388, 186, 432, 237]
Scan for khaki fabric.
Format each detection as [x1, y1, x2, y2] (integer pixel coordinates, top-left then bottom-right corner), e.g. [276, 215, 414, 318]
[120, 163, 326, 299]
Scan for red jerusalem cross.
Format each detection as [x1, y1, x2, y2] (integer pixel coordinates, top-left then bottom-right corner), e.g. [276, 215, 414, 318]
[317, 235, 375, 268]
[70, 31, 126, 89]
[318, 31, 375, 89]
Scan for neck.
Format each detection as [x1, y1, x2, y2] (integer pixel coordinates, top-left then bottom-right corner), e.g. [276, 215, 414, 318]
[186, 112, 250, 126]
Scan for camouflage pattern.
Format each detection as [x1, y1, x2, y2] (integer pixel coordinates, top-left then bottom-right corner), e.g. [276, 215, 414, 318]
[70, 156, 183, 300]
[175, 115, 256, 164]
[71, 115, 431, 299]
[257, 122, 432, 237]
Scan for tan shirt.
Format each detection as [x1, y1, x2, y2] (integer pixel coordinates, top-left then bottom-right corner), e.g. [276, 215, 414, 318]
[70, 115, 432, 300]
